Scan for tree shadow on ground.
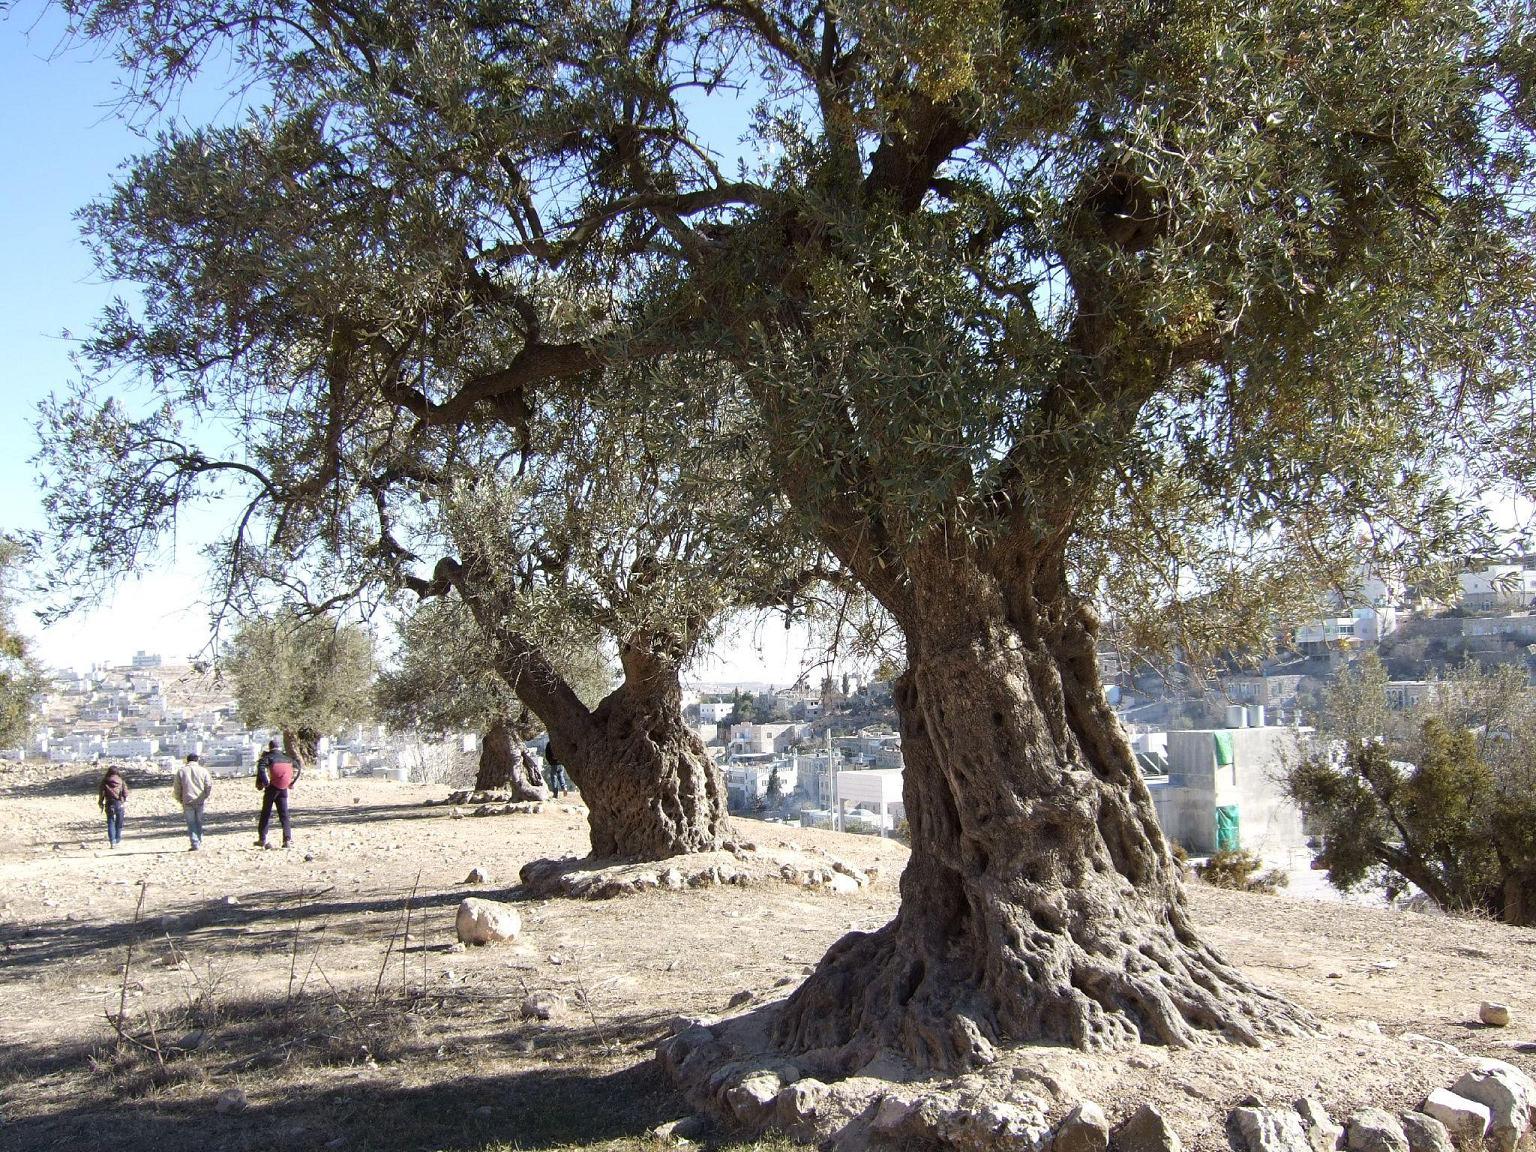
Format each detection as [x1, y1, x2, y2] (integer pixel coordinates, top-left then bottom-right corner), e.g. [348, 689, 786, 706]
[0, 882, 534, 977]
[0, 993, 717, 1152]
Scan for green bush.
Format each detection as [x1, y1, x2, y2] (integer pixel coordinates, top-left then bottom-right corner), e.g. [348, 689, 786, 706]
[1195, 849, 1289, 894]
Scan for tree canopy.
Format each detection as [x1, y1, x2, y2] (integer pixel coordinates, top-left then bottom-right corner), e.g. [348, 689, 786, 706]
[223, 610, 377, 759]
[40, 0, 1536, 1075]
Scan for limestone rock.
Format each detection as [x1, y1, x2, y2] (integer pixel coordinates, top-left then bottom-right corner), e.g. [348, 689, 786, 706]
[1420, 1089, 1490, 1144]
[454, 897, 521, 945]
[1346, 1108, 1408, 1152]
[1452, 1060, 1535, 1152]
[774, 1077, 829, 1141]
[463, 867, 490, 885]
[724, 1071, 783, 1128]
[1479, 1002, 1512, 1027]
[826, 872, 861, 895]
[1399, 1113, 1454, 1152]
[653, 1115, 711, 1144]
[1113, 1103, 1183, 1152]
[1233, 1106, 1315, 1152]
[1295, 1098, 1345, 1152]
[1056, 1102, 1111, 1152]
[215, 1087, 248, 1114]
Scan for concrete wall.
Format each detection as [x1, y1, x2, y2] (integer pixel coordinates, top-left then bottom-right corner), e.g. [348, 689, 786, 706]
[1149, 726, 1308, 859]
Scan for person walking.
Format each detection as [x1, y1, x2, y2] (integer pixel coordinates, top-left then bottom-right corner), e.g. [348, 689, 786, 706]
[256, 739, 300, 849]
[97, 765, 129, 848]
[172, 753, 213, 851]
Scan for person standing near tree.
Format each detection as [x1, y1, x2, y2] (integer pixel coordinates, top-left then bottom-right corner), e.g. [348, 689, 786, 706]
[543, 742, 567, 799]
[256, 739, 299, 848]
[172, 753, 213, 851]
[97, 764, 128, 849]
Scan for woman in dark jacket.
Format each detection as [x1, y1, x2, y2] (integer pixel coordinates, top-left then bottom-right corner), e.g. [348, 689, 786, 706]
[97, 766, 128, 848]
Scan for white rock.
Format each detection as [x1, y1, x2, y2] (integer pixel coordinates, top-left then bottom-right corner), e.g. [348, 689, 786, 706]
[215, 1087, 248, 1114]
[1421, 1089, 1490, 1144]
[826, 872, 860, 895]
[454, 898, 521, 945]
[1233, 1107, 1315, 1152]
[463, 867, 490, 885]
[1452, 1060, 1535, 1152]
[1295, 1097, 1344, 1152]
[872, 1094, 918, 1132]
[1479, 1002, 1512, 1027]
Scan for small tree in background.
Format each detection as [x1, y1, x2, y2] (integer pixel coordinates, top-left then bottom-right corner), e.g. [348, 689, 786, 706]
[0, 539, 45, 749]
[223, 611, 376, 767]
[1288, 658, 1536, 924]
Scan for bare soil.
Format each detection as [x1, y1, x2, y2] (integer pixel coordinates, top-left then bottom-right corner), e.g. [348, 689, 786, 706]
[1, 763, 1532, 1152]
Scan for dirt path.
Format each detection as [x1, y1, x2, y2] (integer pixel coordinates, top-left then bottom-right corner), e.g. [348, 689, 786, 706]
[1, 764, 1532, 1152]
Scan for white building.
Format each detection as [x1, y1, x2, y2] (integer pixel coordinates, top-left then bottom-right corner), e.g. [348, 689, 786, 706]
[698, 701, 736, 723]
[1458, 564, 1536, 611]
[1147, 723, 1309, 860]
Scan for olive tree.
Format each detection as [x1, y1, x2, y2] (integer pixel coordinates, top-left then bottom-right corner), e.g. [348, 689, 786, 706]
[0, 538, 45, 749]
[46, 0, 1536, 1073]
[223, 610, 377, 765]
[1289, 657, 1536, 925]
[377, 596, 613, 796]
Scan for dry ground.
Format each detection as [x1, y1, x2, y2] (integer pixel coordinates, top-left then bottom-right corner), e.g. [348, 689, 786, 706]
[1, 763, 1532, 1152]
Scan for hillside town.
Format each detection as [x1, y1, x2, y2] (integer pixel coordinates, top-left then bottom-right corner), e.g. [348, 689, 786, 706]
[13, 556, 1536, 877]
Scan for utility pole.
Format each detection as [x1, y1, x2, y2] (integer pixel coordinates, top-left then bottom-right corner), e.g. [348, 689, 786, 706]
[827, 725, 841, 832]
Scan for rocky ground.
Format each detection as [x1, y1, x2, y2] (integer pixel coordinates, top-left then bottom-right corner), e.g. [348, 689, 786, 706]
[0, 762, 1532, 1152]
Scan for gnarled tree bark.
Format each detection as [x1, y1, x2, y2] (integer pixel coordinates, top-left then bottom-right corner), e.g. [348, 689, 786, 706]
[424, 557, 730, 860]
[773, 554, 1309, 1074]
[551, 638, 729, 859]
[474, 713, 550, 799]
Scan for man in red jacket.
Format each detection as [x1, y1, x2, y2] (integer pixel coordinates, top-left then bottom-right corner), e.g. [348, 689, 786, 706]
[255, 739, 300, 849]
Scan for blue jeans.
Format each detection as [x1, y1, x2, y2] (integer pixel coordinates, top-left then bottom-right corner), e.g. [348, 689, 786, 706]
[183, 801, 206, 848]
[105, 800, 124, 846]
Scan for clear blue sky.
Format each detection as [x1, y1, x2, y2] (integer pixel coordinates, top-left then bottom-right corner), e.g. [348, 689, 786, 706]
[0, 10, 223, 669]
[0, 12, 804, 680]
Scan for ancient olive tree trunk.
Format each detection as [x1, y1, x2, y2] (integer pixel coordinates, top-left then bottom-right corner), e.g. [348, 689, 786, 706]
[553, 642, 729, 860]
[773, 565, 1308, 1073]
[474, 715, 550, 800]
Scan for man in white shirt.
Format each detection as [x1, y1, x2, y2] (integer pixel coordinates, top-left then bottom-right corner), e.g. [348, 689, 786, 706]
[172, 753, 214, 851]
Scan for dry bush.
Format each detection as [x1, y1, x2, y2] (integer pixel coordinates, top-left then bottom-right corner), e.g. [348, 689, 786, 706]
[1195, 849, 1289, 894]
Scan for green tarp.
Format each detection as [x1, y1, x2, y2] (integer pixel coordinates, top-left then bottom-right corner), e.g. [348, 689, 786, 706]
[1215, 805, 1241, 852]
[1212, 731, 1235, 767]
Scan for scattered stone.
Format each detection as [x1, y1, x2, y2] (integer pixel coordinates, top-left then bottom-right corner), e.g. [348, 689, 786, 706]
[520, 992, 566, 1022]
[463, 867, 490, 885]
[1399, 1113, 1453, 1152]
[1479, 1002, 1512, 1028]
[1294, 1098, 1344, 1152]
[826, 872, 861, 895]
[177, 1029, 207, 1052]
[454, 898, 521, 945]
[1346, 1108, 1408, 1152]
[449, 942, 466, 953]
[223, 896, 239, 906]
[215, 1087, 248, 1114]
[1232, 1106, 1315, 1152]
[474, 1105, 493, 1118]
[1451, 1060, 1535, 1152]
[1420, 1089, 1490, 1145]
[304, 853, 314, 862]
[727, 990, 753, 1009]
[1327, 972, 1344, 980]
[1113, 1103, 1182, 1152]
[1056, 1101, 1110, 1152]
[450, 807, 465, 820]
